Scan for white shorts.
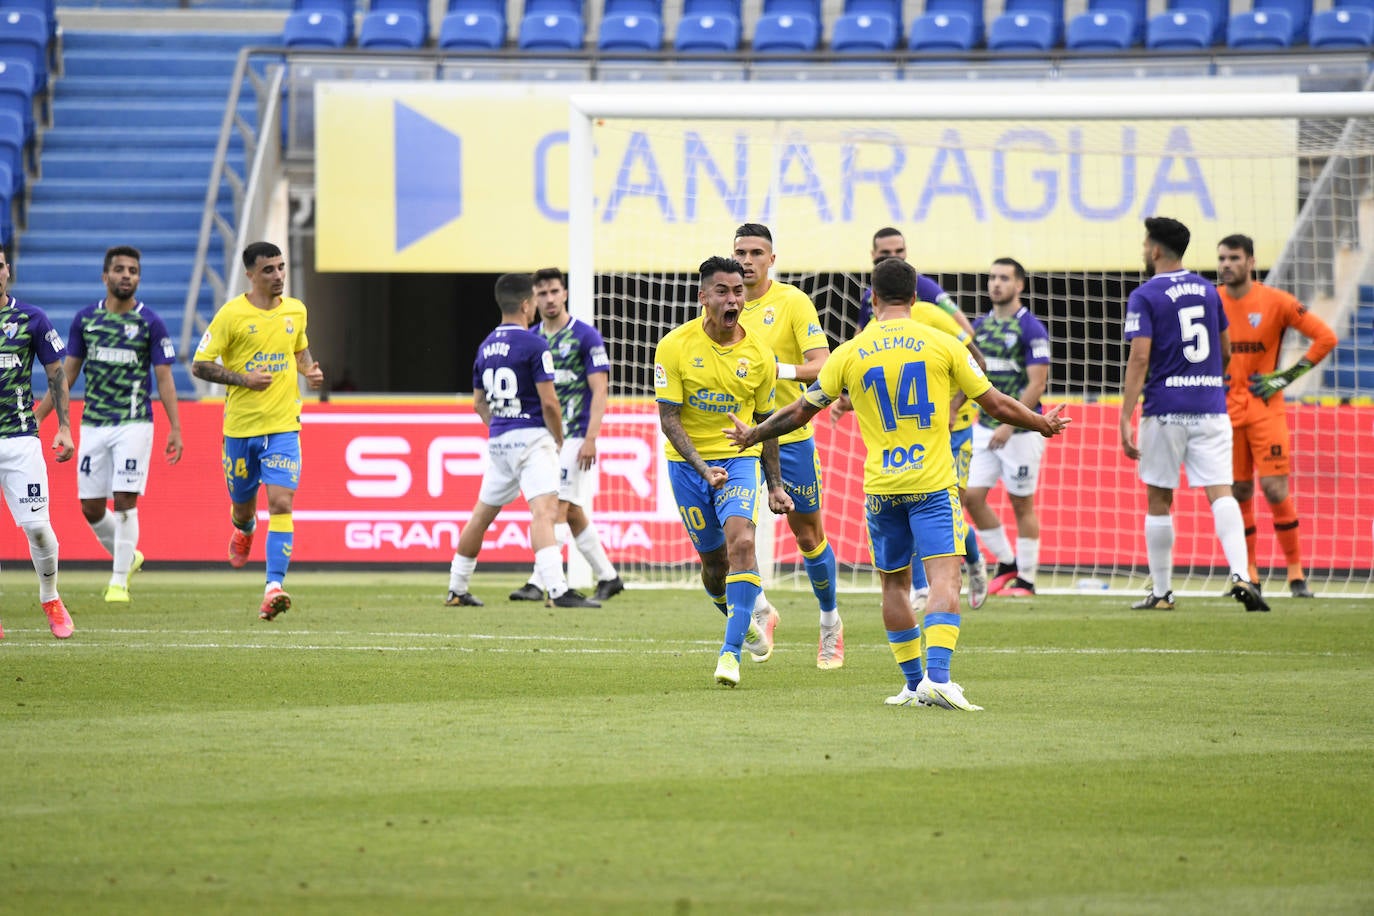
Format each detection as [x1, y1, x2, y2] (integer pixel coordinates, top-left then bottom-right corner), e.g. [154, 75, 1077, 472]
[0, 436, 51, 524]
[77, 422, 155, 499]
[478, 427, 560, 507]
[1137, 413, 1233, 489]
[968, 424, 1046, 497]
[557, 436, 598, 506]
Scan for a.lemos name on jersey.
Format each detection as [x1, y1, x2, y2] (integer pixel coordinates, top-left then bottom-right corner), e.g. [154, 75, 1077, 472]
[857, 333, 925, 359]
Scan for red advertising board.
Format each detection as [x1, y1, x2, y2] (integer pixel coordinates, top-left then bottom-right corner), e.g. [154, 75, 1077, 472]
[3, 399, 1370, 571]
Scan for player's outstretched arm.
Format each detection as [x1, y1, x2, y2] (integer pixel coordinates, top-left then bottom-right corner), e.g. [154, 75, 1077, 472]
[724, 398, 821, 450]
[973, 388, 1070, 439]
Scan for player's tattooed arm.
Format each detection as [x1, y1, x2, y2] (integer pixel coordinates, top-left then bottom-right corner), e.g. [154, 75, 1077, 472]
[658, 401, 713, 481]
[45, 360, 71, 430]
[192, 360, 271, 390]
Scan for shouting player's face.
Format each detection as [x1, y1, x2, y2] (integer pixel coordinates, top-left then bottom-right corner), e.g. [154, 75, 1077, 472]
[699, 270, 746, 343]
[1216, 245, 1253, 289]
[103, 255, 141, 302]
[534, 279, 567, 322]
[732, 235, 775, 295]
[247, 254, 286, 300]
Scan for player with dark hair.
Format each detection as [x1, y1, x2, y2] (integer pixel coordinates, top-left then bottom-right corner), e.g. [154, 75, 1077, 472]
[193, 241, 323, 621]
[964, 257, 1053, 598]
[1120, 218, 1267, 612]
[36, 245, 182, 603]
[655, 255, 787, 687]
[727, 257, 1069, 710]
[858, 227, 976, 338]
[732, 223, 844, 670]
[1216, 233, 1337, 598]
[0, 248, 75, 639]
[508, 267, 623, 604]
[446, 273, 600, 609]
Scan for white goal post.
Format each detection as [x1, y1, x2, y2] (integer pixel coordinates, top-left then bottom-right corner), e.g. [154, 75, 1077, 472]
[566, 84, 1374, 596]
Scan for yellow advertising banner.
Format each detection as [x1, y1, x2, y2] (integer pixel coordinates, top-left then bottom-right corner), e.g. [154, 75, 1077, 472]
[315, 82, 1297, 273]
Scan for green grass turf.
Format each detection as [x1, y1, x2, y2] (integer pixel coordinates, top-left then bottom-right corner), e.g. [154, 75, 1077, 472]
[1, 570, 1371, 914]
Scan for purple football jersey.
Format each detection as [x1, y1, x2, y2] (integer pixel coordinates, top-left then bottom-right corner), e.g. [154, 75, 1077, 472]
[1124, 270, 1229, 417]
[537, 316, 609, 438]
[472, 324, 555, 436]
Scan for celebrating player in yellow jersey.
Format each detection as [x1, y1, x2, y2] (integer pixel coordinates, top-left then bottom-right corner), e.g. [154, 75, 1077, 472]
[727, 258, 1069, 711]
[193, 242, 323, 622]
[733, 223, 845, 670]
[655, 256, 791, 688]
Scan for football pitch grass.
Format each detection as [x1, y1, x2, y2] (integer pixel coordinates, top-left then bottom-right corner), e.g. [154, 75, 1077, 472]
[1, 570, 1371, 915]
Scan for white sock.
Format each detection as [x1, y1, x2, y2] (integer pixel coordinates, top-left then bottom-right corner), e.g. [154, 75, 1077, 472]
[88, 511, 116, 555]
[819, 609, 840, 628]
[24, 521, 59, 602]
[448, 553, 477, 595]
[553, 522, 573, 547]
[1015, 537, 1040, 585]
[535, 545, 568, 599]
[1144, 514, 1175, 595]
[1211, 496, 1250, 579]
[111, 508, 138, 587]
[976, 525, 1016, 565]
[754, 591, 771, 613]
[574, 526, 617, 581]
[525, 568, 541, 589]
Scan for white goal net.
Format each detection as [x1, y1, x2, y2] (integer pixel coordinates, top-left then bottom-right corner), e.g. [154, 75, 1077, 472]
[569, 83, 1374, 597]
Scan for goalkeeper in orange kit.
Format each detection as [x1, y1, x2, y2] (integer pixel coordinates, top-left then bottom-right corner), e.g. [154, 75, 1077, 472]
[1216, 234, 1338, 598]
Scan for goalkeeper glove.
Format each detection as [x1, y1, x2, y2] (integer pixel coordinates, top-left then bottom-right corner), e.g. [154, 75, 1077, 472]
[1249, 358, 1313, 400]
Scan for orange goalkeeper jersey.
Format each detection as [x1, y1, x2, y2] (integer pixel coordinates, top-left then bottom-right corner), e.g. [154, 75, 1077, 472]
[1219, 282, 1337, 426]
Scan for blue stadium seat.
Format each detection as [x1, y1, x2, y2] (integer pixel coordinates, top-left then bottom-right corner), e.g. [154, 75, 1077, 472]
[684, 0, 738, 13]
[294, 0, 357, 39]
[0, 9, 47, 92]
[673, 12, 741, 50]
[1067, 9, 1135, 47]
[908, 10, 977, 49]
[359, 9, 426, 46]
[604, 0, 659, 14]
[762, 0, 820, 16]
[1087, 0, 1145, 40]
[1255, 0, 1308, 39]
[987, 10, 1056, 48]
[1147, 9, 1215, 47]
[282, 8, 350, 46]
[0, 0, 55, 42]
[525, 0, 581, 13]
[597, 11, 662, 49]
[1167, 0, 1227, 42]
[448, 0, 503, 11]
[752, 11, 821, 50]
[1227, 8, 1292, 46]
[1004, 0, 1063, 39]
[439, 9, 506, 47]
[0, 58, 33, 144]
[845, 0, 901, 25]
[0, 109, 22, 196]
[1309, 6, 1374, 47]
[925, 0, 984, 41]
[371, 0, 429, 32]
[517, 11, 584, 48]
[831, 12, 899, 50]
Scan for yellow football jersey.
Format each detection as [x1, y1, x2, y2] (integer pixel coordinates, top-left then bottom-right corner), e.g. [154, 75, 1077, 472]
[653, 316, 776, 462]
[910, 301, 977, 432]
[807, 316, 990, 495]
[195, 294, 310, 437]
[740, 281, 829, 447]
